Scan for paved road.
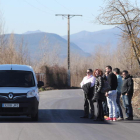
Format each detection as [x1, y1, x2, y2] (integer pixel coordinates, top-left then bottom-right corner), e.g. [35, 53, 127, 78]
[0, 89, 140, 140]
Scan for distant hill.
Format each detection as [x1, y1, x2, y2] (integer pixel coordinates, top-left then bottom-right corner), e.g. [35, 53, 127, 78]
[63, 27, 121, 53]
[5, 32, 90, 59]
[4, 27, 121, 60]
[23, 30, 42, 34]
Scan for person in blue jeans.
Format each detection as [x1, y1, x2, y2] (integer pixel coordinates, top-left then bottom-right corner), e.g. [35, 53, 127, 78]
[113, 68, 124, 121]
[121, 70, 133, 120]
[105, 66, 118, 121]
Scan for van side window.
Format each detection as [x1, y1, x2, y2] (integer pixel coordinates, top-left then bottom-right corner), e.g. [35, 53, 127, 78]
[0, 70, 35, 87]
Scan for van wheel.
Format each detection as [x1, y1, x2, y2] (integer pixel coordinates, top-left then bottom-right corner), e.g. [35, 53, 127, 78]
[31, 112, 38, 121]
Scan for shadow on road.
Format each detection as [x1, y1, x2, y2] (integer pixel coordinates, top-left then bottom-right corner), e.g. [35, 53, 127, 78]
[0, 109, 111, 124]
[120, 119, 140, 123]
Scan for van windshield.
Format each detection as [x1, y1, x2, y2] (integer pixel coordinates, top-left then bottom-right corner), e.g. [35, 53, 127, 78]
[0, 70, 35, 87]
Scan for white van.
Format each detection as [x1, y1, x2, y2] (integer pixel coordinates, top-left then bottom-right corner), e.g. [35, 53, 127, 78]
[0, 64, 44, 121]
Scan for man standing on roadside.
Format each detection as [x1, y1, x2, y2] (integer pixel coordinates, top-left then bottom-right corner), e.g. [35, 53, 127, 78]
[80, 69, 96, 119]
[113, 68, 124, 121]
[105, 66, 118, 121]
[121, 70, 134, 120]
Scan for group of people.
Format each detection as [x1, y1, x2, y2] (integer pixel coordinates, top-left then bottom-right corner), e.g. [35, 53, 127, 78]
[80, 66, 134, 121]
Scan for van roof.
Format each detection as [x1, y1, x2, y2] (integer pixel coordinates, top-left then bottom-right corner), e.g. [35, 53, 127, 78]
[0, 64, 34, 71]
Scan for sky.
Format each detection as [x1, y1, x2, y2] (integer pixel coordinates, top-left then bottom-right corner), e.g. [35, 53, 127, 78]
[0, 0, 139, 36]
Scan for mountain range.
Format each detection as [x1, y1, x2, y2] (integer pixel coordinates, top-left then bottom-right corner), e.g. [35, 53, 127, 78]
[5, 27, 122, 59]
[63, 27, 121, 53]
[5, 32, 90, 59]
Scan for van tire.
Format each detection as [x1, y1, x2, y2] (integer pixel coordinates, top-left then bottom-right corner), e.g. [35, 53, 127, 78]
[31, 112, 38, 121]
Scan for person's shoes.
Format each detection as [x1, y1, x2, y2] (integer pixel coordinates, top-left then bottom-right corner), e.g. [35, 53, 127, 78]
[80, 116, 88, 118]
[104, 115, 109, 119]
[125, 117, 133, 120]
[113, 117, 117, 121]
[105, 117, 113, 121]
[117, 117, 124, 121]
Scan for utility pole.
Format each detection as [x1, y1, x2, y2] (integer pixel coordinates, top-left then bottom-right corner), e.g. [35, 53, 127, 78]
[55, 14, 82, 87]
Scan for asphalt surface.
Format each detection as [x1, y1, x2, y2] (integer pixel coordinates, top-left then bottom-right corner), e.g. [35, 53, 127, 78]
[0, 89, 140, 140]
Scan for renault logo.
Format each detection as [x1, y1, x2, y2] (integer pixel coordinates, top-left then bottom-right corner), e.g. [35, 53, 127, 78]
[8, 93, 13, 99]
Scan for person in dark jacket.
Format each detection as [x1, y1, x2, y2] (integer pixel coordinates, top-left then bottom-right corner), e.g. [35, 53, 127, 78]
[80, 69, 96, 119]
[121, 70, 134, 120]
[102, 72, 109, 119]
[105, 66, 118, 121]
[93, 69, 105, 121]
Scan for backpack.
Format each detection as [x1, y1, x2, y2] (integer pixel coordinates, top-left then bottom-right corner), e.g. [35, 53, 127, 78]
[101, 80, 111, 93]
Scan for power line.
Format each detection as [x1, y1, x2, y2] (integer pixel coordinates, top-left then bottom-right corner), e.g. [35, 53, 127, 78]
[24, 0, 95, 29]
[35, 0, 56, 13]
[23, 0, 53, 15]
[53, 0, 94, 20]
[54, 0, 75, 14]
[25, 0, 94, 22]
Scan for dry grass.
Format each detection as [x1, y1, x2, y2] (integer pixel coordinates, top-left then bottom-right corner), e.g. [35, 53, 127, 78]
[40, 65, 67, 88]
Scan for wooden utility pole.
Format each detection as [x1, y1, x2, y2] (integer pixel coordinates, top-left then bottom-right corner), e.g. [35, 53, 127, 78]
[55, 14, 82, 87]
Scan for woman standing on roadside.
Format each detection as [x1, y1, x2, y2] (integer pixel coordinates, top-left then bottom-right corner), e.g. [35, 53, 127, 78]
[93, 69, 105, 121]
[102, 71, 109, 119]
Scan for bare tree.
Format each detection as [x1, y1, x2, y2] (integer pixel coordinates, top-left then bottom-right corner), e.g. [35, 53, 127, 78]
[96, 0, 140, 66]
[16, 37, 30, 64]
[114, 35, 139, 75]
[33, 35, 62, 73]
[0, 11, 8, 63]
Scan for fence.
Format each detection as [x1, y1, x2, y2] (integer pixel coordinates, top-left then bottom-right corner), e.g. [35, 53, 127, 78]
[35, 65, 67, 87]
[35, 73, 45, 83]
